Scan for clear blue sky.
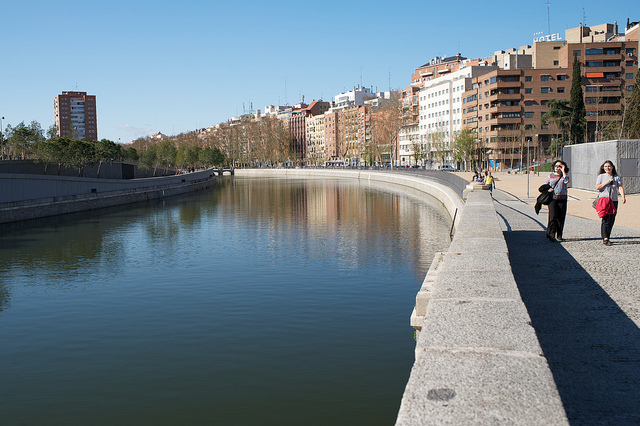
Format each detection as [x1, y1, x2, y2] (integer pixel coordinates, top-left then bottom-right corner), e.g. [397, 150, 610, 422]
[1, 0, 636, 143]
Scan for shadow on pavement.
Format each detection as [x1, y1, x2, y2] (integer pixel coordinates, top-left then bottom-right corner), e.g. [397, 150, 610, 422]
[504, 230, 640, 424]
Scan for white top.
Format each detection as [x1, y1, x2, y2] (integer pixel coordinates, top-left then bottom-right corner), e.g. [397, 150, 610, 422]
[596, 174, 622, 202]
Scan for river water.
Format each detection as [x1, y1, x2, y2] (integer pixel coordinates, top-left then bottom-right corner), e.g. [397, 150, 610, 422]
[0, 176, 451, 425]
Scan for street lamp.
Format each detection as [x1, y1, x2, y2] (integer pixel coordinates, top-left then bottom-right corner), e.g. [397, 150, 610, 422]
[0, 116, 4, 160]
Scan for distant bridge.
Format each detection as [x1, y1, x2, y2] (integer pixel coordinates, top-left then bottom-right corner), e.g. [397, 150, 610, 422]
[213, 168, 234, 176]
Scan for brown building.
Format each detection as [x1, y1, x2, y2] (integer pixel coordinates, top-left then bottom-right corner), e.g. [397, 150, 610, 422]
[324, 112, 339, 161]
[54, 91, 98, 141]
[462, 20, 639, 170]
[288, 100, 330, 163]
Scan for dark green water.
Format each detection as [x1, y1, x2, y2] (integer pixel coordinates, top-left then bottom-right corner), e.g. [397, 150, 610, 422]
[0, 177, 451, 425]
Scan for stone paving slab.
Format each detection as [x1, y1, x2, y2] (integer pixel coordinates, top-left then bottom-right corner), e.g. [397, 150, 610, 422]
[396, 350, 567, 425]
[430, 270, 521, 300]
[419, 298, 543, 354]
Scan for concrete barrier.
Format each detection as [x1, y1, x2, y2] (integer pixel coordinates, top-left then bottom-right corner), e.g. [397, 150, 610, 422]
[0, 169, 216, 224]
[398, 190, 567, 425]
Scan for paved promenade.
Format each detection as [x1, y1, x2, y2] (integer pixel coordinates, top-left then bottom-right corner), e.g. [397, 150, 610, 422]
[482, 172, 640, 424]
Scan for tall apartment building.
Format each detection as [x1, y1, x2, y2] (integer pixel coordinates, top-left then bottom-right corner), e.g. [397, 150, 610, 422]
[417, 65, 497, 168]
[54, 91, 97, 141]
[461, 20, 639, 170]
[288, 101, 330, 162]
[305, 114, 326, 166]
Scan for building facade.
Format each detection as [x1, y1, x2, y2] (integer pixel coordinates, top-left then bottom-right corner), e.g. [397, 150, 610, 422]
[460, 20, 638, 170]
[54, 91, 97, 141]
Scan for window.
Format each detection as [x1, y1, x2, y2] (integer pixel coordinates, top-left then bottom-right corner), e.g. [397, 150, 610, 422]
[573, 50, 581, 56]
[586, 48, 603, 55]
[525, 88, 532, 94]
[557, 75, 567, 80]
[626, 73, 634, 79]
[541, 75, 550, 81]
[627, 60, 636, 66]
[586, 86, 599, 92]
[628, 86, 634, 91]
[524, 112, 534, 118]
[554, 61, 559, 66]
[541, 87, 551, 93]
[541, 100, 548, 106]
[627, 48, 635, 56]
[524, 100, 533, 106]
[525, 76, 532, 82]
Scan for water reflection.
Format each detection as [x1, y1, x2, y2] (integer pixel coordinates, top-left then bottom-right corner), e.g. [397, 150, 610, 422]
[0, 176, 451, 425]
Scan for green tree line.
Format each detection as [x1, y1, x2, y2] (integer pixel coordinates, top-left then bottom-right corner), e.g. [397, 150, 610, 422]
[2, 120, 227, 177]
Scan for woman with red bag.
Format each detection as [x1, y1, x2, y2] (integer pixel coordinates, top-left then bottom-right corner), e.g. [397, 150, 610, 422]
[544, 160, 570, 242]
[595, 160, 626, 246]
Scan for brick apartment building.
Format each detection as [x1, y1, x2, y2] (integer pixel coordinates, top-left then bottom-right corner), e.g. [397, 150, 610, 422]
[461, 20, 638, 170]
[288, 100, 330, 162]
[54, 91, 98, 141]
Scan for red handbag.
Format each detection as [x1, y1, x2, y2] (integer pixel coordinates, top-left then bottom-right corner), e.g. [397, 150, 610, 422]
[595, 196, 616, 218]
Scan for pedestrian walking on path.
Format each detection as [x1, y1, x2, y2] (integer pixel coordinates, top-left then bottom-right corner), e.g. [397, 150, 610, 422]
[595, 160, 626, 246]
[544, 160, 569, 242]
[485, 171, 495, 196]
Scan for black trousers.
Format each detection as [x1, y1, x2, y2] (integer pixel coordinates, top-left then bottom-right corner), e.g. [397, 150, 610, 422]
[547, 199, 567, 239]
[601, 201, 619, 240]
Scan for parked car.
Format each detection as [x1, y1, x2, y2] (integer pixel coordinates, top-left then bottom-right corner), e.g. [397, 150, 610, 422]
[439, 164, 456, 171]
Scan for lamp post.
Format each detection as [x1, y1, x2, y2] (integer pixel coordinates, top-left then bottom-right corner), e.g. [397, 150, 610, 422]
[0, 116, 4, 160]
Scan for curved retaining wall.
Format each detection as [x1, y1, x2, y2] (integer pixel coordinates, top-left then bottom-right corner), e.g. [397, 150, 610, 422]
[236, 169, 568, 425]
[0, 169, 216, 224]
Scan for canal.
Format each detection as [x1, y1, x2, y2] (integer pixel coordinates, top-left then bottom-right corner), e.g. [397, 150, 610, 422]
[0, 176, 452, 425]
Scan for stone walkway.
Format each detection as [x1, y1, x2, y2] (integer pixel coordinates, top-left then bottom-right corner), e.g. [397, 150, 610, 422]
[492, 188, 640, 424]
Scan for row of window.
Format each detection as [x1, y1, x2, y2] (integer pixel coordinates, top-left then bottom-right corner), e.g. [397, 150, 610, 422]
[575, 48, 635, 56]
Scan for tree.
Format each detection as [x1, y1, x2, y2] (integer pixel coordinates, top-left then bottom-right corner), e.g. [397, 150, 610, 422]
[569, 55, 586, 144]
[541, 99, 571, 157]
[139, 145, 159, 176]
[94, 139, 121, 178]
[4, 121, 43, 159]
[156, 140, 177, 173]
[199, 146, 226, 167]
[429, 129, 449, 168]
[65, 140, 96, 176]
[622, 72, 640, 138]
[35, 137, 70, 174]
[372, 91, 403, 166]
[451, 129, 477, 170]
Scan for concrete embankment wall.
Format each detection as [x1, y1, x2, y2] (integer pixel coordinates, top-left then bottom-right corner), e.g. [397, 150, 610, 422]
[0, 169, 216, 224]
[398, 190, 567, 425]
[236, 169, 568, 424]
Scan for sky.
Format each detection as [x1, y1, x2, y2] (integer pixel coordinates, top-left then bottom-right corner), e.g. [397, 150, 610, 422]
[1, 0, 637, 144]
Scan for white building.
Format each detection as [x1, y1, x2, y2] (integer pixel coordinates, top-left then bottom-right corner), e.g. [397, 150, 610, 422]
[306, 114, 326, 166]
[418, 65, 497, 168]
[332, 86, 376, 109]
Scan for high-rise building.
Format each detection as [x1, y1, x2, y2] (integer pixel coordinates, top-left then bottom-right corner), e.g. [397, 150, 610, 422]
[54, 91, 97, 141]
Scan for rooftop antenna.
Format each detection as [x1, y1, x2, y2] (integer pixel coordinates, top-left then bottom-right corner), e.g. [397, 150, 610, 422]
[360, 67, 363, 88]
[388, 67, 391, 91]
[284, 79, 288, 105]
[548, 1, 554, 34]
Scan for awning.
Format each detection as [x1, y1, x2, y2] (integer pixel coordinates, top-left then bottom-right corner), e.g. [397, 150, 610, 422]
[586, 72, 605, 78]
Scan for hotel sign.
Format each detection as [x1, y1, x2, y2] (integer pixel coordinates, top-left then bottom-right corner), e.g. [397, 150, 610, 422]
[533, 32, 563, 43]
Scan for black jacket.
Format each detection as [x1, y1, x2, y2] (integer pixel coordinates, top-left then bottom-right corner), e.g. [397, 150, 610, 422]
[535, 184, 553, 215]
